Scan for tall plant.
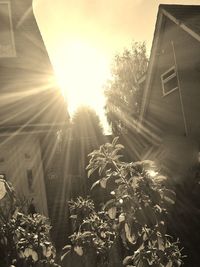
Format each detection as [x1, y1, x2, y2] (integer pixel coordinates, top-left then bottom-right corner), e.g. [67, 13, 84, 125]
[62, 138, 183, 267]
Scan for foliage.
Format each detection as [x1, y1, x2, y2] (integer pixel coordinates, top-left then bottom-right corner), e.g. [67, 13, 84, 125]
[104, 41, 148, 134]
[71, 105, 104, 139]
[68, 196, 95, 231]
[0, 177, 59, 267]
[62, 197, 116, 266]
[62, 138, 183, 267]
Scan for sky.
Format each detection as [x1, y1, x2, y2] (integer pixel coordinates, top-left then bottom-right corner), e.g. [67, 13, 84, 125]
[33, 0, 200, 132]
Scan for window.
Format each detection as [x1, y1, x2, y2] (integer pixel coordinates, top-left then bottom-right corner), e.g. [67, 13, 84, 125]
[0, 1, 16, 57]
[161, 66, 178, 96]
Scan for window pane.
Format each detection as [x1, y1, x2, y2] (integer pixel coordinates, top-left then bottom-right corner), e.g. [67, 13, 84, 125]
[164, 76, 178, 94]
[162, 68, 175, 80]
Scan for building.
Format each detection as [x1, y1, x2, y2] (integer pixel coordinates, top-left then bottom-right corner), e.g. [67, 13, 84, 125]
[0, 0, 69, 236]
[138, 4, 200, 181]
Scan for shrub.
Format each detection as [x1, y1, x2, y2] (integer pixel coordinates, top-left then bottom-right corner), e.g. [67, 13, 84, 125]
[0, 177, 60, 267]
[62, 138, 183, 267]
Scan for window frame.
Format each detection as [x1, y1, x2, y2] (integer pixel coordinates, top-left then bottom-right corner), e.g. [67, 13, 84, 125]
[0, 0, 16, 58]
[161, 66, 178, 96]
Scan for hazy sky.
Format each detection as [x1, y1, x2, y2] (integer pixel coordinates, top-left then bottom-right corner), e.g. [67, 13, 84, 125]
[33, 0, 200, 131]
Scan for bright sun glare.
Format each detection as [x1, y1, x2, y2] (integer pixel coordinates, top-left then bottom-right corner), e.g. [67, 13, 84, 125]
[55, 40, 111, 117]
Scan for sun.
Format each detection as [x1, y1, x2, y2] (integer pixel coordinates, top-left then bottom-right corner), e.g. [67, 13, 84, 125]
[54, 40, 111, 116]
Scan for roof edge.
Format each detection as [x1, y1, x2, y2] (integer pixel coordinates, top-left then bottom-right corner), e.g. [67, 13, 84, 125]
[137, 8, 164, 132]
[161, 8, 200, 43]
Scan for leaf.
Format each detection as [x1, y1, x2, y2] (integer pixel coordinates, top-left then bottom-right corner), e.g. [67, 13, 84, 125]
[70, 215, 77, 219]
[100, 178, 107, 188]
[61, 250, 71, 261]
[74, 246, 83, 256]
[108, 207, 117, 219]
[115, 144, 124, 149]
[166, 261, 173, 267]
[163, 189, 176, 205]
[100, 231, 106, 238]
[115, 178, 122, 184]
[119, 213, 125, 222]
[112, 137, 119, 146]
[103, 199, 116, 210]
[123, 255, 133, 265]
[90, 180, 100, 190]
[99, 163, 107, 176]
[138, 259, 144, 267]
[87, 167, 98, 178]
[158, 236, 165, 251]
[62, 244, 72, 251]
[0, 180, 6, 200]
[124, 223, 136, 244]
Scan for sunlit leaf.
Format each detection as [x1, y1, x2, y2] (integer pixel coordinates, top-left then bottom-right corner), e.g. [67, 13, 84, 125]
[0, 179, 6, 200]
[74, 246, 83, 256]
[112, 137, 119, 146]
[100, 178, 107, 188]
[70, 214, 78, 219]
[115, 144, 124, 149]
[125, 223, 136, 244]
[103, 199, 116, 210]
[61, 250, 71, 261]
[90, 180, 100, 190]
[62, 244, 72, 251]
[166, 261, 173, 267]
[108, 207, 117, 219]
[123, 255, 133, 265]
[119, 213, 125, 222]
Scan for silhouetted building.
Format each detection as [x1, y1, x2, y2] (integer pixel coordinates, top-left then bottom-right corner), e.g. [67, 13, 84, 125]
[138, 4, 200, 180]
[0, 0, 69, 246]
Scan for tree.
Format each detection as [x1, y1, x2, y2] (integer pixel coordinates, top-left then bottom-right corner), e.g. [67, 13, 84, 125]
[104, 41, 148, 135]
[71, 106, 104, 140]
[68, 106, 104, 197]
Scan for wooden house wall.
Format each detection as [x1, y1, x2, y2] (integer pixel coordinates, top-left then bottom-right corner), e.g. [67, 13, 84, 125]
[145, 17, 200, 140]
[140, 16, 200, 180]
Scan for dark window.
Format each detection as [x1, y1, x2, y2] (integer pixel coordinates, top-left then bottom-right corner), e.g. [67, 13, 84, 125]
[161, 67, 178, 96]
[0, 2, 15, 57]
